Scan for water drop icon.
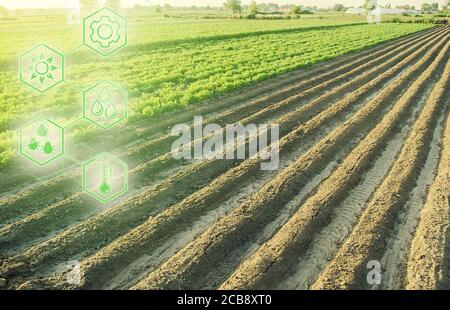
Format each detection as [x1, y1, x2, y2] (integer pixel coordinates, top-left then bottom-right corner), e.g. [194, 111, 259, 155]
[105, 102, 118, 120]
[91, 99, 104, 116]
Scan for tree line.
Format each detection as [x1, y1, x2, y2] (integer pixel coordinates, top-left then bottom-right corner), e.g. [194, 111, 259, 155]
[222, 0, 450, 14]
[0, 1, 448, 17]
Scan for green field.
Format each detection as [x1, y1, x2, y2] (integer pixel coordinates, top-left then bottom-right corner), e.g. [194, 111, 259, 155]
[0, 9, 433, 166]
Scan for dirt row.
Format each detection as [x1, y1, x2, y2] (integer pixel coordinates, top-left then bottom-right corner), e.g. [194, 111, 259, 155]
[312, 42, 450, 290]
[131, 31, 449, 290]
[380, 111, 446, 289]
[405, 73, 450, 290]
[277, 115, 422, 289]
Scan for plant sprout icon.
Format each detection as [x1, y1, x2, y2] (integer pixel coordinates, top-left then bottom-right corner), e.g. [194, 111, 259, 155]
[91, 87, 118, 120]
[29, 53, 58, 85]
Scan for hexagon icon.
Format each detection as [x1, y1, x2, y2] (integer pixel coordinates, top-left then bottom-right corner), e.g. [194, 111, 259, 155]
[83, 80, 128, 129]
[82, 152, 128, 204]
[83, 7, 127, 56]
[20, 44, 64, 93]
[20, 117, 64, 166]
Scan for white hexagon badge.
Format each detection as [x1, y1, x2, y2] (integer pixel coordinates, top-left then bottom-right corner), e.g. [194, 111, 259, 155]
[83, 7, 127, 56]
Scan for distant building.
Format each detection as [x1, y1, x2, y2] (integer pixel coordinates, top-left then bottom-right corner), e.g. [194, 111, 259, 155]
[379, 8, 405, 14]
[395, 5, 412, 10]
[345, 8, 366, 14]
[346, 6, 421, 16]
[404, 10, 422, 15]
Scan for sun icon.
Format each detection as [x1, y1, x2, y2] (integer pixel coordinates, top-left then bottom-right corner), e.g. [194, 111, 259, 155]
[29, 53, 58, 85]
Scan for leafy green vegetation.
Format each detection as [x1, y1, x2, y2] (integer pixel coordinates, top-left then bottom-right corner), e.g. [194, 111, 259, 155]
[0, 10, 433, 167]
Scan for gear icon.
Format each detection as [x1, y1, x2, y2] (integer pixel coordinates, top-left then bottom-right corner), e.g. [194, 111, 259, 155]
[90, 16, 121, 48]
[83, 7, 127, 56]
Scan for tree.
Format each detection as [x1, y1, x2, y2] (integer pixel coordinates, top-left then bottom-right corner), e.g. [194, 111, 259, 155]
[223, 0, 242, 13]
[257, 3, 269, 12]
[106, 0, 120, 10]
[249, 1, 258, 15]
[267, 3, 280, 12]
[79, 0, 98, 9]
[290, 5, 301, 15]
[154, 4, 162, 13]
[332, 4, 345, 12]
[0, 6, 8, 16]
[431, 2, 439, 11]
[421, 3, 432, 12]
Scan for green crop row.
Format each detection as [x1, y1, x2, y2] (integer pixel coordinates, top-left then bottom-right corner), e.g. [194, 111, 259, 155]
[0, 12, 366, 63]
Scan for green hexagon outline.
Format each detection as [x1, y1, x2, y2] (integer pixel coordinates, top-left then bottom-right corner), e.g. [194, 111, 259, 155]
[82, 80, 128, 129]
[82, 152, 129, 204]
[82, 7, 128, 57]
[20, 44, 65, 94]
[19, 116, 65, 166]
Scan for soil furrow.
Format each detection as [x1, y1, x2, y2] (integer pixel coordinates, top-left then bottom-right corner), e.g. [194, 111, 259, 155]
[405, 79, 450, 291]
[381, 113, 445, 290]
[216, 34, 449, 290]
[312, 44, 450, 290]
[131, 33, 449, 290]
[278, 95, 427, 290]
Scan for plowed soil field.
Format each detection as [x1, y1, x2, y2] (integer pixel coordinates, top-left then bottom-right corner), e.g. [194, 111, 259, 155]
[0, 26, 449, 290]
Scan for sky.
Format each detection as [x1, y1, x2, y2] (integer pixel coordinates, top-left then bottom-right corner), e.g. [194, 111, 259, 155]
[0, 0, 444, 9]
